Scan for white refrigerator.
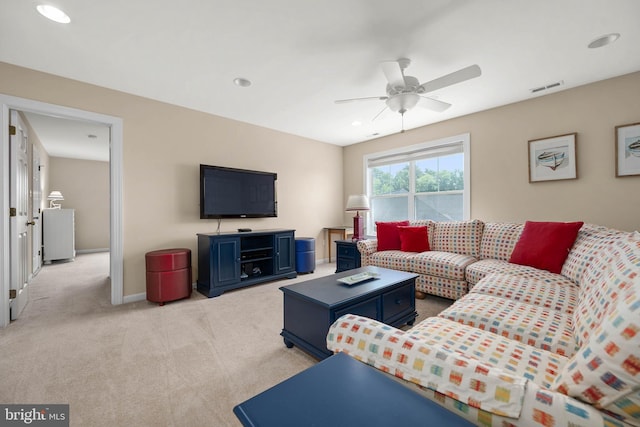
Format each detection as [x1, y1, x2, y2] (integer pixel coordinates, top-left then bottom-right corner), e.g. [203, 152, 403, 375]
[43, 208, 75, 263]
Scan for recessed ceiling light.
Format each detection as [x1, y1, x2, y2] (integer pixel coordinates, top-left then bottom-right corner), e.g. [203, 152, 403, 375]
[233, 77, 252, 87]
[36, 5, 71, 24]
[588, 33, 620, 49]
[351, 121, 362, 127]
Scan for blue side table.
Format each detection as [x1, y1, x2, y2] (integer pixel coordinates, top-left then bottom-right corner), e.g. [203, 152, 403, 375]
[233, 352, 474, 427]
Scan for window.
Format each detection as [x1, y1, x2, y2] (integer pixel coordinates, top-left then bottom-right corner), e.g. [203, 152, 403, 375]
[364, 134, 470, 234]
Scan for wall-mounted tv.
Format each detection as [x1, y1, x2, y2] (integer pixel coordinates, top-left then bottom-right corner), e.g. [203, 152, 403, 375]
[200, 164, 277, 219]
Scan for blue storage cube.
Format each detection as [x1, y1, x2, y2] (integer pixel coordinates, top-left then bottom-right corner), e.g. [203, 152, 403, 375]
[295, 238, 316, 274]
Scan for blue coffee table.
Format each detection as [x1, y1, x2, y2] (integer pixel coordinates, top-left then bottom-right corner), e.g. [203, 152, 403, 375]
[233, 352, 474, 427]
[280, 266, 418, 359]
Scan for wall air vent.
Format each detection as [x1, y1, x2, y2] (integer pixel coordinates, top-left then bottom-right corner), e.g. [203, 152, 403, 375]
[530, 80, 564, 94]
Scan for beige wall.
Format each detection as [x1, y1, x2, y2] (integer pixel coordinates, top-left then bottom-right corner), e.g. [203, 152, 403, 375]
[5, 60, 639, 299]
[344, 72, 640, 232]
[1, 62, 344, 297]
[48, 157, 109, 251]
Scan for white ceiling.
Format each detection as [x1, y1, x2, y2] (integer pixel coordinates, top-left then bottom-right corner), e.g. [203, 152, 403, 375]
[22, 112, 109, 162]
[2, 0, 640, 153]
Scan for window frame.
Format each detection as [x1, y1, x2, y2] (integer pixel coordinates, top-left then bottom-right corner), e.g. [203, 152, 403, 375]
[362, 133, 470, 236]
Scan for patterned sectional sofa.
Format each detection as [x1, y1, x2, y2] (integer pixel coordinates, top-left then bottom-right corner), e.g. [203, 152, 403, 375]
[327, 221, 640, 426]
[357, 220, 623, 300]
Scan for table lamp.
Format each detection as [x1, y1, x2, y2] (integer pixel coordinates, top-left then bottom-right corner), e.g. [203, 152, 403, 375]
[47, 191, 64, 208]
[345, 194, 370, 241]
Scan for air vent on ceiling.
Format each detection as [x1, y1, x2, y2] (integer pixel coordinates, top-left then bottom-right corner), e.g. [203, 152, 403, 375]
[530, 80, 564, 93]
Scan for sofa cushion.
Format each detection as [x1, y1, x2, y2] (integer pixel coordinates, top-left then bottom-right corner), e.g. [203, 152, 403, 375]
[574, 232, 640, 348]
[552, 234, 640, 424]
[368, 250, 415, 272]
[407, 316, 568, 389]
[466, 258, 567, 287]
[561, 223, 626, 284]
[431, 219, 484, 258]
[470, 273, 578, 314]
[509, 221, 584, 274]
[327, 314, 528, 418]
[554, 290, 640, 423]
[412, 376, 614, 427]
[439, 293, 579, 357]
[376, 221, 410, 251]
[415, 275, 468, 301]
[398, 226, 430, 252]
[410, 251, 476, 281]
[479, 222, 523, 261]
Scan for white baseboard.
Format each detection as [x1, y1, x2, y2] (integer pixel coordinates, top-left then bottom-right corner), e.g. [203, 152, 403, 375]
[76, 248, 109, 254]
[123, 292, 146, 304]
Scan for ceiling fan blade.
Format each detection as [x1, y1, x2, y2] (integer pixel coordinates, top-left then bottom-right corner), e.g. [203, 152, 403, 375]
[419, 96, 452, 113]
[418, 64, 481, 94]
[334, 96, 387, 104]
[381, 61, 406, 90]
[371, 105, 388, 122]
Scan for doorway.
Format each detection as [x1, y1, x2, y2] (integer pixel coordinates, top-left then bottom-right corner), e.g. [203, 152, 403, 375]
[0, 94, 123, 328]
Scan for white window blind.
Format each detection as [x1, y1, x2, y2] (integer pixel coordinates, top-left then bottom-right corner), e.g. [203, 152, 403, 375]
[366, 142, 463, 167]
[363, 134, 470, 234]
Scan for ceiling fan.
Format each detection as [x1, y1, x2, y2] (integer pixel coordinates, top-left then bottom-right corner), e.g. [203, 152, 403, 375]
[335, 58, 481, 125]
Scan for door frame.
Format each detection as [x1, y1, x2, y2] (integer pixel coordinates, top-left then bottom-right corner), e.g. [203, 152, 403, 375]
[31, 143, 42, 278]
[0, 94, 124, 328]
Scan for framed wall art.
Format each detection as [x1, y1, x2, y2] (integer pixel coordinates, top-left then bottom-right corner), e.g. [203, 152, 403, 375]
[615, 122, 640, 177]
[528, 133, 577, 183]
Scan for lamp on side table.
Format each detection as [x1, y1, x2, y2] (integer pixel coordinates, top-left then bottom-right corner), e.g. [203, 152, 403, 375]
[345, 194, 370, 241]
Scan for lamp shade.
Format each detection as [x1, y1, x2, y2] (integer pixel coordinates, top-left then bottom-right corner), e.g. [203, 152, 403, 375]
[345, 194, 370, 212]
[47, 190, 64, 208]
[47, 191, 64, 201]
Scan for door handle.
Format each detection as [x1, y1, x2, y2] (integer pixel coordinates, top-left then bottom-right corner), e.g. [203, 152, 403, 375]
[26, 221, 36, 226]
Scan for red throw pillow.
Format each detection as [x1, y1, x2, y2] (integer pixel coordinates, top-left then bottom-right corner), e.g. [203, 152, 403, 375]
[376, 221, 410, 251]
[509, 221, 584, 273]
[398, 226, 430, 252]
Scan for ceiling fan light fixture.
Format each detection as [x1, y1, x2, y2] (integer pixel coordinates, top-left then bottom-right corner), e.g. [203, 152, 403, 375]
[386, 93, 419, 114]
[36, 5, 71, 24]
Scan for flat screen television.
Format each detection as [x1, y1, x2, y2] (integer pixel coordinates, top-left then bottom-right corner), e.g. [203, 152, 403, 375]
[200, 164, 277, 219]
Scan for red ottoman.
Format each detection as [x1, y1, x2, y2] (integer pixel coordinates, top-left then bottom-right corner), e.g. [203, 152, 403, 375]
[145, 248, 192, 306]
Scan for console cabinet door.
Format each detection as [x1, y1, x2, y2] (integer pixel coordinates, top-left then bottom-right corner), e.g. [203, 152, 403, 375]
[212, 236, 241, 286]
[275, 232, 295, 273]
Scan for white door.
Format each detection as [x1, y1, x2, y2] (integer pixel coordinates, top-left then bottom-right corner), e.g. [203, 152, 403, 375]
[10, 110, 29, 320]
[32, 144, 42, 275]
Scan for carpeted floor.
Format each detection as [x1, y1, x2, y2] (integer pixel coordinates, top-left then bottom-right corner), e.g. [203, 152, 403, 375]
[0, 253, 453, 426]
